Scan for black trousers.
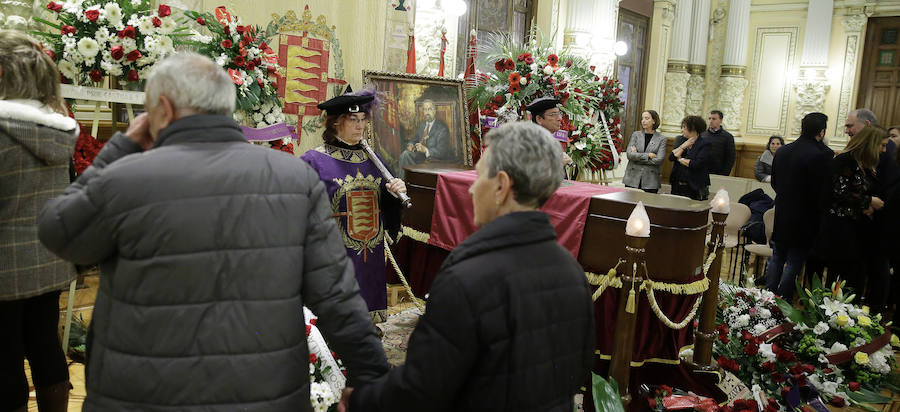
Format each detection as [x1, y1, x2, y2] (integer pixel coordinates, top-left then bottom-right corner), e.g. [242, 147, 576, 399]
[0, 291, 69, 411]
[624, 185, 658, 194]
[671, 181, 708, 201]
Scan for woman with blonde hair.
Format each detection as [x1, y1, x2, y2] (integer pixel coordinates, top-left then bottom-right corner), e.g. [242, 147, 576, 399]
[819, 126, 886, 302]
[0, 30, 77, 411]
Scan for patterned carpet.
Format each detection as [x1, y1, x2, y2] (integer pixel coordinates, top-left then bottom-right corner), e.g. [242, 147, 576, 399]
[379, 303, 423, 366]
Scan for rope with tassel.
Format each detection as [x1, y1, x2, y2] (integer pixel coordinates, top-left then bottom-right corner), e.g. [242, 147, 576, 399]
[384, 234, 426, 312]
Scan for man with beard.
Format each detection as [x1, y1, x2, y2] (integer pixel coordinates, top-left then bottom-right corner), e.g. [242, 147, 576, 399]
[398, 99, 452, 177]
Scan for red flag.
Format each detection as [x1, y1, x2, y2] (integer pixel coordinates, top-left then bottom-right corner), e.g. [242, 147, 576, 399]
[438, 31, 447, 77]
[463, 30, 477, 90]
[405, 31, 416, 74]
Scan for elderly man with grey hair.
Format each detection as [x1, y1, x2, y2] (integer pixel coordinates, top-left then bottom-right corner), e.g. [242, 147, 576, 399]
[845, 108, 878, 137]
[344, 121, 594, 412]
[38, 52, 389, 411]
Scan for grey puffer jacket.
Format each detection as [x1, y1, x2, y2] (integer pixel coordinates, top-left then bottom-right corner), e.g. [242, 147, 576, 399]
[38, 115, 389, 411]
[0, 100, 77, 301]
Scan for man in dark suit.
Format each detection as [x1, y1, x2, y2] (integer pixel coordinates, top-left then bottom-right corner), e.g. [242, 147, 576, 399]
[701, 110, 736, 175]
[398, 99, 453, 177]
[765, 112, 834, 300]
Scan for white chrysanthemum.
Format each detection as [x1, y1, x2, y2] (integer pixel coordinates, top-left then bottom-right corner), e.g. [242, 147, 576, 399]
[94, 27, 111, 44]
[103, 2, 123, 25]
[159, 18, 177, 34]
[57, 59, 77, 79]
[574, 140, 586, 150]
[121, 37, 137, 51]
[135, 56, 154, 67]
[138, 17, 155, 35]
[256, 122, 267, 128]
[735, 314, 751, 328]
[77, 37, 100, 59]
[215, 53, 228, 66]
[248, 47, 260, 58]
[261, 102, 274, 113]
[126, 14, 141, 27]
[753, 323, 767, 334]
[252, 112, 264, 122]
[188, 30, 212, 44]
[138, 65, 153, 79]
[156, 36, 174, 54]
[758, 308, 771, 319]
[131, 0, 143, 5]
[62, 0, 84, 14]
[100, 59, 123, 76]
[310, 382, 336, 412]
[813, 322, 829, 335]
[265, 113, 277, 124]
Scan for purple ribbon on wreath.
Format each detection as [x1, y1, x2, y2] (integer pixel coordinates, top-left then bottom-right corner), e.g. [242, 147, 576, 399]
[240, 122, 297, 142]
[783, 374, 829, 412]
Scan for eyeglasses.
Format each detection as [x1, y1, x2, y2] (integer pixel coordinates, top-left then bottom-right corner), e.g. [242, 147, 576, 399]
[542, 110, 562, 119]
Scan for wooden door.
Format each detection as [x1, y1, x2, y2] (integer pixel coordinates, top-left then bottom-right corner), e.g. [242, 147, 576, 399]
[616, 8, 650, 139]
[857, 17, 900, 126]
[454, 0, 536, 76]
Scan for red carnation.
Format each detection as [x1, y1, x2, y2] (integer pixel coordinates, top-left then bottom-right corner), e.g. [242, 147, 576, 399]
[658, 385, 673, 396]
[152, 17, 162, 27]
[84, 9, 100, 22]
[801, 364, 815, 374]
[259, 41, 269, 50]
[743, 342, 759, 355]
[547, 54, 558, 65]
[309, 353, 317, 363]
[829, 396, 845, 407]
[246, 61, 255, 71]
[848, 381, 860, 391]
[158, 4, 171, 17]
[761, 361, 774, 372]
[305, 324, 311, 336]
[118, 26, 135, 39]
[110, 45, 124, 60]
[718, 334, 730, 344]
[789, 365, 804, 375]
[46, 2, 62, 12]
[61, 25, 76, 36]
[648, 398, 657, 408]
[776, 349, 796, 363]
[126, 50, 142, 62]
[44, 49, 56, 61]
[267, 64, 277, 74]
[503, 59, 514, 70]
[127, 69, 139, 82]
[234, 55, 245, 67]
[88, 69, 103, 83]
[236, 25, 247, 34]
[257, 77, 264, 87]
[223, 25, 231, 34]
[196, 17, 206, 25]
[740, 330, 754, 342]
[771, 372, 785, 383]
[800, 407, 813, 412]
[221, 39, 233, 49]
[823, 367, 833, 374]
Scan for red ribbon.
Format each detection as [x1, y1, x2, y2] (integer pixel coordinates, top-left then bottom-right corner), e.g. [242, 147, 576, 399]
[825, 331, 892, 365]
[757, 323, 794, 342]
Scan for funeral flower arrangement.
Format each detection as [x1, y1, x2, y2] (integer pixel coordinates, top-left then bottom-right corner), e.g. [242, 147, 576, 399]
[710, 281, 898, 410]
[304, 309, 348, 412]
[181, 7, 294, 153]
[467, 32, 624, 171]
[33, 0, 186, 85]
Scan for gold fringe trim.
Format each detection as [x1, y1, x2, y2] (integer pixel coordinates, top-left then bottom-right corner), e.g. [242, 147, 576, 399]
[400, 226, 430, 244]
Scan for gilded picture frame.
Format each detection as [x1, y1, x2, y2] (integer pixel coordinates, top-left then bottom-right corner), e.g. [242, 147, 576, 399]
[362, 70, 472, 178]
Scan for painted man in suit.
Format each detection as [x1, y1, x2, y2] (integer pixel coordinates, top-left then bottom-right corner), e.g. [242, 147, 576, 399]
[398, 99, 453, 177]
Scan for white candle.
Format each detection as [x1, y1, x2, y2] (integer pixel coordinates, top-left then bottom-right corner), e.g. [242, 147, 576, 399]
[626, 201, 651, 237]
[710, 188, 730, 213]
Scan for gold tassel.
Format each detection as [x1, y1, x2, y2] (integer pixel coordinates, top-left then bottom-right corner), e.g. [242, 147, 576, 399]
[626, 288, 636, 313]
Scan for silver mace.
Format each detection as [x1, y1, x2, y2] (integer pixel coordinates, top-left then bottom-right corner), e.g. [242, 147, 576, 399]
[360, 138, 412, 208]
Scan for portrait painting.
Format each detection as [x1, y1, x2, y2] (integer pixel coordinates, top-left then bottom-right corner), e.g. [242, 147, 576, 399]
[363, 70, 472, 178]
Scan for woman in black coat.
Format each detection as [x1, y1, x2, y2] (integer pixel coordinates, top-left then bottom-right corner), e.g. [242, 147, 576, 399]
[669, 115, 711, 200]
[819, 126, 886, 299]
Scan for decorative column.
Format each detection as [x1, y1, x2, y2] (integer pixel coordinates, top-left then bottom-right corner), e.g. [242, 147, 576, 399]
[716, 0, 751, 136]
[660, 0, 693, 134]
[833, 9, 872, 145]
[644, 0, 676, 111]
[792, 0, 834, 135]
[685, 0, 710, 116]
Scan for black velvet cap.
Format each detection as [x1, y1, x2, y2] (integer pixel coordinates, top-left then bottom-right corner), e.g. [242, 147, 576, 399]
[525, 97, 560, 115]
[317, 85, 374, 114]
